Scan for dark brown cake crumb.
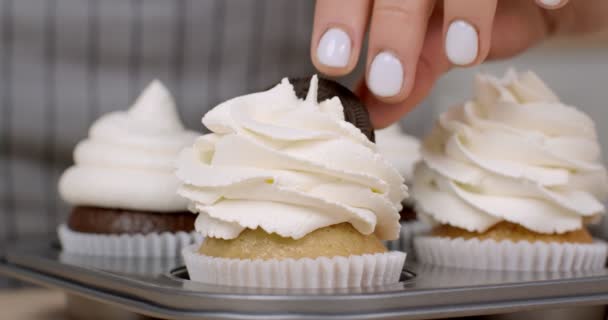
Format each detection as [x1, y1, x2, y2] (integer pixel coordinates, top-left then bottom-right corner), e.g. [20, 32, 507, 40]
[399, 204, 418, 222]
[68, 206, 195, 235]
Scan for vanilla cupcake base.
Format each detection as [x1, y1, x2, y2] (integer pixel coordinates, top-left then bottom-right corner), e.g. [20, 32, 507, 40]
[183, 244, 406, 289]
[58, 224, 202, 257]
[415, 236, 607, 271]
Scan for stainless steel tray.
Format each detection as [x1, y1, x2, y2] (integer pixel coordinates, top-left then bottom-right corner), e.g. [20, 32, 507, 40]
[1, 240, 608, 320]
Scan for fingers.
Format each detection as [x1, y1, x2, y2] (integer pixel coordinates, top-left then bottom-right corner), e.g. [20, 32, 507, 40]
[443, 0, 498, 66]
[365, 0, 435, 102]
[487, 0, 550, 60]
[363, 9, 450, 128]
[536, 0, 569, 10]
[311, 0, 372, 76]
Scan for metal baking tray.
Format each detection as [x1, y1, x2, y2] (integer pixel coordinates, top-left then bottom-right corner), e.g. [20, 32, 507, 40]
[1, 240, 608, 320]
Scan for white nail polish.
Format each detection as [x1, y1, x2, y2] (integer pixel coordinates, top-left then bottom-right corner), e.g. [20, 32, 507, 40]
[316, 28, 351, 68]
[445, 20, 479, 66]
[367, 52, 404, 97]
[540, 0, 561, 6]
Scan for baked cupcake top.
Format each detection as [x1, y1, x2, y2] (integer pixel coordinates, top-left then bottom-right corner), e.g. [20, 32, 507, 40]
[413, 70, 608, 234]
[176, 75, 407, 240]
[375, 124, 421, 184]
[59, 80, 198, 212]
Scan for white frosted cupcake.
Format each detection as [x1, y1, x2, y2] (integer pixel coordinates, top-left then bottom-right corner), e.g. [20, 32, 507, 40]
[375, 125, 420, 185]
[375, 125, 430, 253]
[178, 75, 407, 288]
[413, 70, 608, 271]
[58, 80, 200, 257]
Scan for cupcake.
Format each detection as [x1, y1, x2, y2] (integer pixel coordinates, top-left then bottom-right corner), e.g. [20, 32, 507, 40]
[375, 125, 420, 187]
[375, 125, 430, 253]
[178, 75, 407, 288]
[413, 70, 608, 271]
[58, 80, 200, 257]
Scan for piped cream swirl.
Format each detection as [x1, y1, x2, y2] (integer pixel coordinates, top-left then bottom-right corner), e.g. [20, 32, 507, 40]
[413, 70, 608, 234]
[59, 80, 198, 212]
[375, 124, 421, 183]
[176, 76, 407, 240]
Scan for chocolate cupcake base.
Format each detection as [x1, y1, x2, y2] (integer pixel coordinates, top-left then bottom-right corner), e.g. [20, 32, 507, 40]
[60, 206, 199, 257]
[68, 206, 195, 235]
[398, 204, 418, 222]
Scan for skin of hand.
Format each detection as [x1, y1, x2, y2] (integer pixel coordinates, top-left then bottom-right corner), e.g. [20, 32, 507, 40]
[311, 0, 608, 128]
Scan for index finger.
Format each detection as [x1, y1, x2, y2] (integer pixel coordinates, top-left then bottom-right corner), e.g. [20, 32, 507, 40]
[311, 0, 371, 76]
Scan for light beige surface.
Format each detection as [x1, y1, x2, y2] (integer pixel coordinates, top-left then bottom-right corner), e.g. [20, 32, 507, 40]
[0, 288, 66, 320]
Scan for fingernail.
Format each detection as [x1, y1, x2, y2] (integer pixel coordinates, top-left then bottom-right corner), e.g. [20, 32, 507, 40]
[367, 51, 404, 97]
[316, 28, 351, 68]
[539, 0, 561, 6]
[445, 20, 479, 66]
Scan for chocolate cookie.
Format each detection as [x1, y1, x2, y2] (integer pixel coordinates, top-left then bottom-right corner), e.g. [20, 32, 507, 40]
[68, 206, 195, 235]
[288, 76, 375, 142]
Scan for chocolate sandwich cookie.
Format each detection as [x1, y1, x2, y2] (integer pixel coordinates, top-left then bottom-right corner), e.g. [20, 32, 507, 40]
[288, 76, 375, 142]
[68, 206, 195, 235]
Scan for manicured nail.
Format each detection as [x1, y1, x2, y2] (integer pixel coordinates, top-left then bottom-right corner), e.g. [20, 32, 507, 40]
[539, 0, 561, 6]
[367, 51, 404, 97]
[445, 20, 479, 66]
[316, 28, 351, 68]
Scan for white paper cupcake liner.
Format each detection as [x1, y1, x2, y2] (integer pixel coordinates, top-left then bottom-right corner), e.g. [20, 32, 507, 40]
[59, 251, 183, 275]
[58, 224, 202, 257]
[384, 220, 432, 257]
[182, 244, 406, 289]
[414, 236, 607, 271]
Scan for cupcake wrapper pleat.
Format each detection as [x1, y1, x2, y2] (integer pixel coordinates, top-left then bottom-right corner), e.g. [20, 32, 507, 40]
[414, 236, 607, 271]
[58, 224, 202, 257]
[59, 251, 182, 275]
[182, 244, 406, 289]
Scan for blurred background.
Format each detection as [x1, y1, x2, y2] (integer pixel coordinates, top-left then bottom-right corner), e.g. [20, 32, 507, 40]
[0, 0, 320, 287]
[0, 0, 607, 289]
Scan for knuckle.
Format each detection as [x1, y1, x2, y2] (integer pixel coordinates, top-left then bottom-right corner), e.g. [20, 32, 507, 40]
[374, 0, 430, 21]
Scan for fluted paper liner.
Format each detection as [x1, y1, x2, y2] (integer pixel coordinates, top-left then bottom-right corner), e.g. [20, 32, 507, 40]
[59, 251, 183, 275]
[182, 244, 406, 288]
[415, 235, 607, 271]
[58, 224, 202, 257]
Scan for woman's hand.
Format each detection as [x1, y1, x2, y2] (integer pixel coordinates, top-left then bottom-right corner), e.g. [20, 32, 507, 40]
[310, 0, 607, 128]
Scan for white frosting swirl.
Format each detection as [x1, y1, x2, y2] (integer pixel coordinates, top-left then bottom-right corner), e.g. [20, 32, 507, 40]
[413, 70, 608, 234]
[375, 124, 421, 183]
[176, 76, 407, 240]
[59, 80, 198, 212]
